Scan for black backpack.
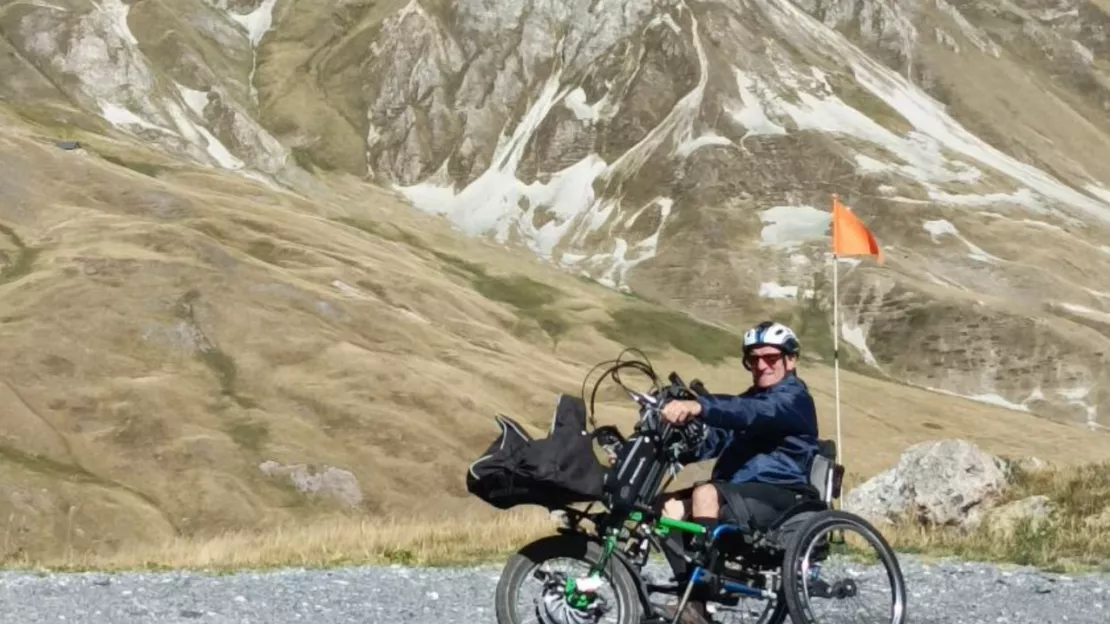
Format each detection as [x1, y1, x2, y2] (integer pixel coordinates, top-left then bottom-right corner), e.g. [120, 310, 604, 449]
[466, 394, 608, 510]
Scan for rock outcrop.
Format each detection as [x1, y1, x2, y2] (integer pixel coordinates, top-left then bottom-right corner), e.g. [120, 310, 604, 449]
[844, 439, 1012, 527]
[259, 460, 364, 509]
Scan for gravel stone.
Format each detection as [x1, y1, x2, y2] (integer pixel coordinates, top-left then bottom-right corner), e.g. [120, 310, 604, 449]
[0, 555, 1107, 623]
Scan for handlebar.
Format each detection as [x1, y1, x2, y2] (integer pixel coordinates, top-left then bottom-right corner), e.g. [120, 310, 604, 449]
[583, 350, 711, 462]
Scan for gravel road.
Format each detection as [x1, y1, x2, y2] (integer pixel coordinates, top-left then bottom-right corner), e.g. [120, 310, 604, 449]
[1, 555, 1107, 623]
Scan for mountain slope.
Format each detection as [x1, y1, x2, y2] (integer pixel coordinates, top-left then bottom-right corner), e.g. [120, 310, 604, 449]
[1, 105, 1108, 562]
[2, 0, 1110, 562]
[7, 0, 1105, 428]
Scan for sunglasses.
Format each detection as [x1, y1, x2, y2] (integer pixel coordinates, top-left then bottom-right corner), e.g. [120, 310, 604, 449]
[743, 353, 786, 369]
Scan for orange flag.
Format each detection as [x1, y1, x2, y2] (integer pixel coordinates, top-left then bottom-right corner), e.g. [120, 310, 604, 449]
[831, 194, 882, 263]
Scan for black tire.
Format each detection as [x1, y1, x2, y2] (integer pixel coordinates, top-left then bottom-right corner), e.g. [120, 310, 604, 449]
[495, 533, 644, 624]
[781, 510, 906, 624]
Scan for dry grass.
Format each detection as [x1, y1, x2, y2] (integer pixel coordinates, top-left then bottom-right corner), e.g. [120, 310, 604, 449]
[5, 507, 561, 573]
[864, 461, 1110, 573]
[15, 460, 1110, 574]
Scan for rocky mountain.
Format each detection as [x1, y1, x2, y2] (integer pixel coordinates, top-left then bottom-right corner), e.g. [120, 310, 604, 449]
[4, 0, 1110, 428]
[2, 0, 1110, 560]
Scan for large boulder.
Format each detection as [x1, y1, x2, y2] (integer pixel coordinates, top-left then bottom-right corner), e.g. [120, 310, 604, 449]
[843, 439, 1011, 528]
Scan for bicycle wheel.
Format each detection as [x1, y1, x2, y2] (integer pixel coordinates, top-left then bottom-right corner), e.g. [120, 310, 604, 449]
[781, 510, 906, 624]
[495, 533, 643, 624]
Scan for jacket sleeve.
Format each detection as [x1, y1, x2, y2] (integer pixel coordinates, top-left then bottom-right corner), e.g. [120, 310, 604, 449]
[692, 424, 732, 462]
[694, 384, 816, 437]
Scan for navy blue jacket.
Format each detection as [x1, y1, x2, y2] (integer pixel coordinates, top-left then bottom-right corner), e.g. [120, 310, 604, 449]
[691, 374, 820, 487]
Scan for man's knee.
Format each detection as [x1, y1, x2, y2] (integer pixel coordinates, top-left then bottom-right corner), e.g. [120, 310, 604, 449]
[691, 484, 720, 517]
[662, 496, 688, 519]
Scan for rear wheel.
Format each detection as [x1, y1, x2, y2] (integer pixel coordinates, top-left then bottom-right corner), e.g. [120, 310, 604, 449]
[495, 533, 643, 624]
[781, 510, 906, 624]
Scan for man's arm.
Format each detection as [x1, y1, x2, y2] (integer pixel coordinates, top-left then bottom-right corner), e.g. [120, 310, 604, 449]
[691, 424, 732, 462]
[694, 384, 817, 437]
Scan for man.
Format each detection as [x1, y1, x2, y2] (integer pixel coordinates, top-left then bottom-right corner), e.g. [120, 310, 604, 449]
[657, 320, 821, 624]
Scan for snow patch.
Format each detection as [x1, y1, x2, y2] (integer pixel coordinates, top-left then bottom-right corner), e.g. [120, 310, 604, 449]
[99, 0, 138, 45]
[332, 280, 372, 300]
[648, 13, 683, 35]
[854, 155, 890, 173]
[1086, 184, 1110, 205]
[1086, 288, 1110, 300]
[776, 80, 982, 186]
[969, 393, 1031, 412]
[1054, 386, 1099, 426]
[759, 282, 813, 300]
[756, 0, 1110, 222]
[27, 0, 66, 10]
[758, 205, 829, 249]
[166, 101, 244, 170]
[563, 87, 604, 123]
[175, 83, 210, 117]
[1072, 40, 1095, 65]
[1057, 302, 1110, 325]
[841, 322, 878, 367]
[922, 219, 1000, 263]
[229, 0, 278, 46]
[676, 133, 732, 157]
[730, 71, 788, 138]
[595, 198, 673, 288]
[397, 68, 575, 244]
[927, 386, 1031, 412]
[927, 188, 1043, 212]
[934, 0, 1001, 57]
[605, 11, 710, 179]
[98, 100, 160, 131]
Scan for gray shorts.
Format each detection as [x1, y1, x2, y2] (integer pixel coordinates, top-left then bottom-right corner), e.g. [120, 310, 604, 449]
[700, 480, 817, 531]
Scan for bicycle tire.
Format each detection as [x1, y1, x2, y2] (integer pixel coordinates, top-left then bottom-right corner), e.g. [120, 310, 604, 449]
[781, 510, 907, 624]
[495, 533, 643, 624]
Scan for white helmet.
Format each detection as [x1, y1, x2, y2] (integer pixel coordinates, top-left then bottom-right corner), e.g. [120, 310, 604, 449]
[743, 320, 800, 356]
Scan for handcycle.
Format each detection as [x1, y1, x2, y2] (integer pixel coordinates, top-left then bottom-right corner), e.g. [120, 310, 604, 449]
[470, 350, 907, 624]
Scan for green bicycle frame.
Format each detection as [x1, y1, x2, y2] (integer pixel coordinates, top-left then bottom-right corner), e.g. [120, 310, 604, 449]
[583, 511, 707, 579]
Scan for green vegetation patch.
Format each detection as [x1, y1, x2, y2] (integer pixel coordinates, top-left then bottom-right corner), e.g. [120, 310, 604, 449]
[0, 223, 38, 284]
[227, 419, 270, 452]
[329, 216, 569, 345]
[172, 289, 255, 408]
[826, 74, 913, 134]
[596, 305, 740, 365]
[102, 154, 166, 178]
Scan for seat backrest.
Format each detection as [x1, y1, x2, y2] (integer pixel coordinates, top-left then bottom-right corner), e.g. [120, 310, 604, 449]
[808, 439, 844, 504]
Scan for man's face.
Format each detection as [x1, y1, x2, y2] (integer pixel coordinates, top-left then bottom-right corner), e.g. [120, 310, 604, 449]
[746, 346, 796, 388]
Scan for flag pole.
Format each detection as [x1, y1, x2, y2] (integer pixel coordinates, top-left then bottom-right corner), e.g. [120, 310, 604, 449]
[831, 195, 843, 468]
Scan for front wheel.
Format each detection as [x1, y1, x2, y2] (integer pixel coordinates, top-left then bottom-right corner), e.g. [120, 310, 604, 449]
[781, 510, 907, 624]
[495, 533, 643, 624]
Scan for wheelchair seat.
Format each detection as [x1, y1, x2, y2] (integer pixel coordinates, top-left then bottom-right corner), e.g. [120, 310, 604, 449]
[808, 439, 845, 506]
[708, 440, 845, 554]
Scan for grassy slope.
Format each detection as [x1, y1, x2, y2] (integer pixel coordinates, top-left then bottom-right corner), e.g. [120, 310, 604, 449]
[1, 105, 1108, 572]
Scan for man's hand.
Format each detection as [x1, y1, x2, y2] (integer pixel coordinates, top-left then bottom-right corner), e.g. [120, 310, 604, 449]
[661, 399, 702, 425]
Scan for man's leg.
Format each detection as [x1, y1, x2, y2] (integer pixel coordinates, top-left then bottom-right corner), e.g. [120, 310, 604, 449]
[664, 484, 722, 623]
[659, 491, 693, 585]
[690, 483, 722, 534]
